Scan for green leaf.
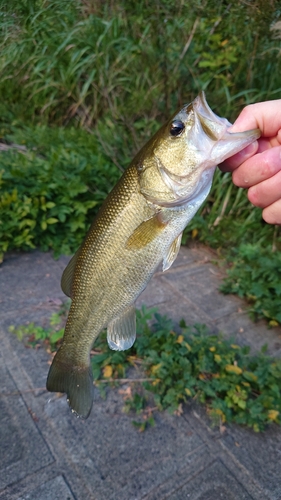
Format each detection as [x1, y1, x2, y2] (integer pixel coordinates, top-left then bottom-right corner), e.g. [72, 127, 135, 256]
[46, 217, 59, 224]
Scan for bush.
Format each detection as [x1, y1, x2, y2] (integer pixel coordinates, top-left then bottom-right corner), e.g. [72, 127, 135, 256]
[0, 126, 120, 259]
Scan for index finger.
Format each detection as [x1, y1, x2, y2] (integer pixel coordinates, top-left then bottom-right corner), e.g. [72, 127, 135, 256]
[230, 99, 281, 137]
[220, 99, 281, 172]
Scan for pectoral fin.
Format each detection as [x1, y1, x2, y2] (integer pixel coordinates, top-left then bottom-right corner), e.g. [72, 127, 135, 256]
[163, 232, 182, 272]
[107, 305, 136, 351]
[61, 248, 81, 298]
[126, 213, 167, 250]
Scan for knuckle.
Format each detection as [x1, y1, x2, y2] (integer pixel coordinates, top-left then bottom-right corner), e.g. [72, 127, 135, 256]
[248, 186, 262, 207]
[262, 158, 275, 177]
[262, 205, 281, 225]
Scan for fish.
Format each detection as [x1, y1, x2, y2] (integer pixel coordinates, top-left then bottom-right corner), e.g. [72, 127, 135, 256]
[46, 91, 260, 418]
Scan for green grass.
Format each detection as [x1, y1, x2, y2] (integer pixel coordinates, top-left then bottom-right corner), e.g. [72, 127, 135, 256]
[0, 0, 280, 127]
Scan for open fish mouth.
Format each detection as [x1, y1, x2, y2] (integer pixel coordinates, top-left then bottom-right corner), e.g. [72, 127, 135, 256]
[142, 92, 261, 208]
[190, 91, 260, 164]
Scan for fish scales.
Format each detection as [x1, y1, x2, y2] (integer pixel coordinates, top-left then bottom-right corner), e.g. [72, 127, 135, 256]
[60, 165, 203, 363]
[47, 92, 260, 418]
[66, 164, 183, 350]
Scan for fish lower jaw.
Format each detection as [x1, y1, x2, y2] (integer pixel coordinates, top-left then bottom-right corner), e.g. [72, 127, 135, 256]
[164, 166, 216, 209]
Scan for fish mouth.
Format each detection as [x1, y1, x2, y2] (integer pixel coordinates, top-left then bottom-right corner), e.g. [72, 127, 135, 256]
[191, 91, 261, 163]
[141, 92, 261, 209]
[155, 92, 261, 206]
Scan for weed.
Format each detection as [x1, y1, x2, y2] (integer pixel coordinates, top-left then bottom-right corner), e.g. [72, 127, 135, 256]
[221, 244, 281, 326]
[9, 299, 70, 350]
[11, 306, 281, 432]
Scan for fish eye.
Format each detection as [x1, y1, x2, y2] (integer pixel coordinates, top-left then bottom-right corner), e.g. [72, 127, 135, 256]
[170, 120, 185, 137]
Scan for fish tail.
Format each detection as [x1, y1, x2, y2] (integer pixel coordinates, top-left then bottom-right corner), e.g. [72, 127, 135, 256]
[46, 348, 94, 418]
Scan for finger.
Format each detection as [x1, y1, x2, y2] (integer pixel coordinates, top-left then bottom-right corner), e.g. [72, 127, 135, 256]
[230, 100, 281, 137]
[262, 199, 281, 225]
[258, 136, 281, 152]
[220, 136, 281, 173]
[220, 141, 258, 172]
[232, 146, 281, 188]
[247, 169, 281, 208]
[257, 138, 273, 153]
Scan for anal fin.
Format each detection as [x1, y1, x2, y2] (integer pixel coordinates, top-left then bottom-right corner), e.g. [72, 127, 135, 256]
[163, 232, 182, 271]
[107, 305, 136, 351]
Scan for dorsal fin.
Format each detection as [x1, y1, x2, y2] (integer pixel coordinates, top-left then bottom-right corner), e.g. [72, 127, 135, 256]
[61, 248, 81, 298]
[163, 232, 182, 271]
[107, 305, 136, 351]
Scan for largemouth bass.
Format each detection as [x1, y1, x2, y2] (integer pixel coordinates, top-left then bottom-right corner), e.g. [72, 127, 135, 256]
[47, 92, 260, 418]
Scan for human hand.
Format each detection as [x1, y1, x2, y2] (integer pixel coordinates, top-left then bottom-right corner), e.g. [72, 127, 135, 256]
[220, 100, 281, 224]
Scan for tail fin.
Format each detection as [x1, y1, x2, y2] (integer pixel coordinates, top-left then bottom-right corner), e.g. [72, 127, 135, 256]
[46, 348, 94, 419]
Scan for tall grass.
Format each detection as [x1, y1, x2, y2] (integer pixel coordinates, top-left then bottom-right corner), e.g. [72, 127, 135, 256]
[1, 0, 280, 130]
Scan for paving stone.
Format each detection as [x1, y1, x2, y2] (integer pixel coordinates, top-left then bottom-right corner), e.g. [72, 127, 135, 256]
[166, 459, 254, 500]
[214, 312, 281, 356]
[42, 388, 206, 500]
[0, 363, 53, 491]
[183, 404, 280, 500]
[17, 476, 75, 500]
[136, 274, 178, 308]
[0, 251, 68, 315]
[162, 265, 240, 321]
[154, 297, 210, 329]
[219, 424, 281, 500]
[0, 317, 54, 395]
[142, 447, 215, 500]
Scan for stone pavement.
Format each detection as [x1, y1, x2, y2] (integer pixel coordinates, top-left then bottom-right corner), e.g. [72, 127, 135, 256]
[0, 245, 281, 500]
